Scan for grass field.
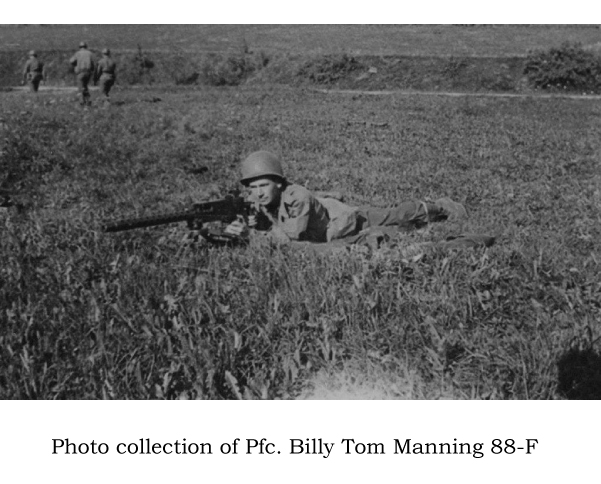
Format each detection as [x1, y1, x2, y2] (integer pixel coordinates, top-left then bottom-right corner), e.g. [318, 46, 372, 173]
[1, 83, 600, 399]
[2, 24, 601, 56]
[4, 25, 601, 93]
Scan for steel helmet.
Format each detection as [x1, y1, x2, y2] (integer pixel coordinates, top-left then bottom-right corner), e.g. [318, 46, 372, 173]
[102, 48, 110, 55]
[240, 151, 285, 185]
[29, 50, 37, 57]
[79, 41, 87, 48]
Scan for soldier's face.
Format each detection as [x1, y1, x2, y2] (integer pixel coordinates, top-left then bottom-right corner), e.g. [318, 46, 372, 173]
[248, 177, 283, 208]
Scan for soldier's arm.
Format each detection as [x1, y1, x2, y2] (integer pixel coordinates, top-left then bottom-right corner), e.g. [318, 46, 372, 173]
[22, 61, 30, 81]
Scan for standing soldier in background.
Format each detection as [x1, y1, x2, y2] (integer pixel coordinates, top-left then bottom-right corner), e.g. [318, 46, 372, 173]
[95, 48, 117, 103]
[22, 50, 46, 92]
[69, 41, 95, 106]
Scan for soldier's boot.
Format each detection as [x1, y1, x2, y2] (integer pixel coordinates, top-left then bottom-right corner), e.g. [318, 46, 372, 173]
[82, 88, 92, 106]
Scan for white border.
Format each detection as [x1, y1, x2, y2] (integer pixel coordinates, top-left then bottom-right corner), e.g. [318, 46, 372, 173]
[1, 3, 601, 24]
[2, 401, 598, 483]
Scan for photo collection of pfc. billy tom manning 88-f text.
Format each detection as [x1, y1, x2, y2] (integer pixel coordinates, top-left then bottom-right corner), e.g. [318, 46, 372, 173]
[1, 7, 600, 483]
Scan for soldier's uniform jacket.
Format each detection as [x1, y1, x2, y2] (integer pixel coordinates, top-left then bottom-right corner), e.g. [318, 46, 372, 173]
[23, 58, 44, 78]
[96, 56, 117, 80]
[254, 184, 360, 243]
[70, 49, 95, 74]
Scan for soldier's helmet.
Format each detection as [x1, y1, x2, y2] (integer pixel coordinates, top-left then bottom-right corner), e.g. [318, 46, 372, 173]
[240, 151, 285, 186]
[28, 50, 37, 57]
[102, 48, 110, 55]
[79, 41, 87, 48]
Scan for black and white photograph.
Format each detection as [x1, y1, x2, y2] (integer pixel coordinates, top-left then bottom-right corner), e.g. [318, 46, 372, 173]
[1, 11, 600, 483]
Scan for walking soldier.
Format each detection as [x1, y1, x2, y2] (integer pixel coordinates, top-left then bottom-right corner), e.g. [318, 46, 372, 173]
[22, 50, 46, 92]
[95, 48, 117, 102]
[70, 41, 96, 106]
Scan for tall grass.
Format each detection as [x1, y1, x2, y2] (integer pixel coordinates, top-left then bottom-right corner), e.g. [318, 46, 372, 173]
[1, 86, 600, 399]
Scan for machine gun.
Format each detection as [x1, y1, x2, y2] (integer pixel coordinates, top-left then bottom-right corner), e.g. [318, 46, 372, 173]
[102, 192, 268, 244]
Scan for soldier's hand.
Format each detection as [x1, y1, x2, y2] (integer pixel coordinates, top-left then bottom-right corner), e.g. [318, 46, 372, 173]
[224, 218, 249, 238]
[247, 214, 258, 228]
[182, 230, 203, 246]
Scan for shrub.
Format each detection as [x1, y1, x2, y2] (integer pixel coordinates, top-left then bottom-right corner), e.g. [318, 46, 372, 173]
[523, 42, 601, 93]
[159, 51, 201, 86]
[298, 54, 363, 84]
[201, 52, 269, 86]
[118, 45, 155, 85]
[443, 57, 469, 79]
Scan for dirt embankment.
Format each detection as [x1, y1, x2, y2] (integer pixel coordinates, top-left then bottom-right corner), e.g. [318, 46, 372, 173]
[1, 49, 530, 93]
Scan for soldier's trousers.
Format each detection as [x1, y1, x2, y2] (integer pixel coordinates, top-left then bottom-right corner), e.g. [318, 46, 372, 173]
[28, 74, 43, 92]
[359, 200, 445, 229]
[341, 200, 446, 245]
[99, 75, 114, 98]
[76, 72, 92, 104]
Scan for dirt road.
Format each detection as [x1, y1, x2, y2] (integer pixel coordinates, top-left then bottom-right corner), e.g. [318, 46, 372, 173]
[312, 88, 601, 101]
[7, 86, 100, 92]
[6, 84, 601, 101]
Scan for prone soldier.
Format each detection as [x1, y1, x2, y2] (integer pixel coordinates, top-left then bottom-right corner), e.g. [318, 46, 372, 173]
[102, 150, 493, 250]
[224, 151, 468, 247]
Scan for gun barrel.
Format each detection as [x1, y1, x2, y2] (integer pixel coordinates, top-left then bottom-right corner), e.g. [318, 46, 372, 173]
[102, 196, 254, 233]
[103, 210, 193, 232]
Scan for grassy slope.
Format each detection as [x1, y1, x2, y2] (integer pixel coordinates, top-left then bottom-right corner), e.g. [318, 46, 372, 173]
[2, 25, 601, 56]
[3, 25, 601, 92]
[1, 86, 600, 399]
